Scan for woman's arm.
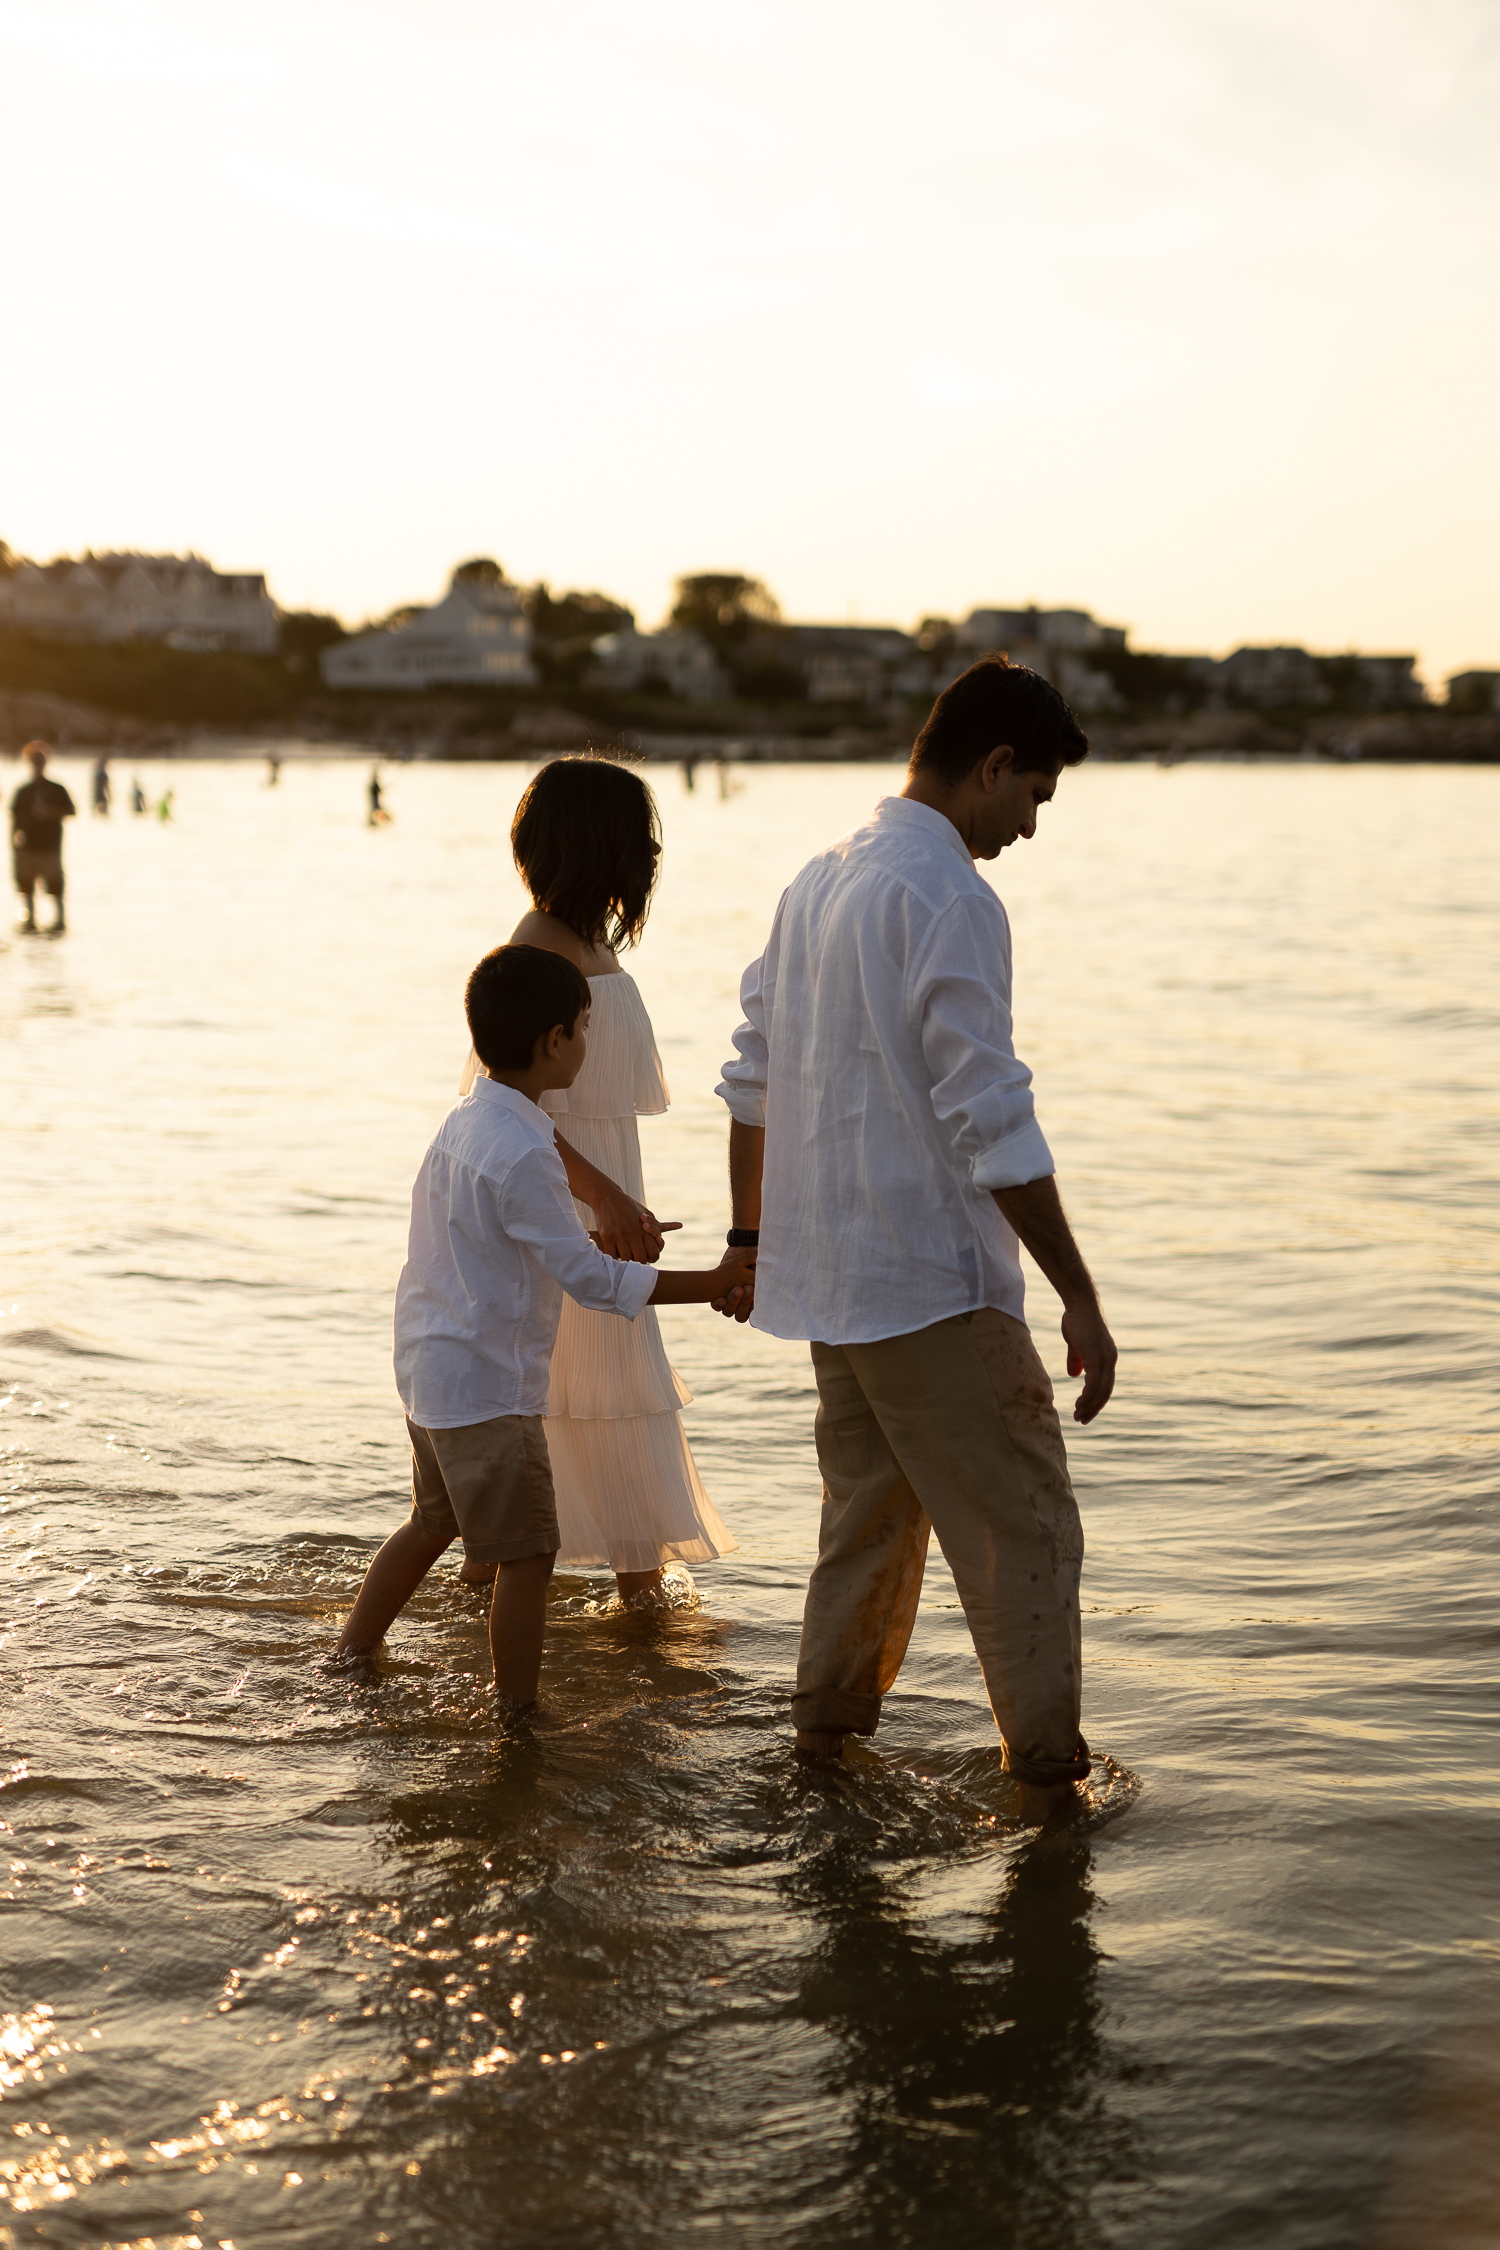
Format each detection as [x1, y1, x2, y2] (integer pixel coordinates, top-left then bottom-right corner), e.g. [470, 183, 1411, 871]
[553, 1130, 678, 1263]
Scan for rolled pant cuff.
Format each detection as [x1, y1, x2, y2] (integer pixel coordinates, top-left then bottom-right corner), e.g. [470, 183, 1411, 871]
[790, 1688, 880, 1738]
[1001, 1732, 1092, 1788]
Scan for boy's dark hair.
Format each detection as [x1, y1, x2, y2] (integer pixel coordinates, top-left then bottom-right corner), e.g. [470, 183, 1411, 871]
[465, 944, 591, 1074]
[511, 755, 662, 951]
[910, 656, 1089, 785]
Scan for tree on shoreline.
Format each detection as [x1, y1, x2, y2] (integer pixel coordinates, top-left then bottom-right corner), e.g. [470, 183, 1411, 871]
[669, 574, 780, 660]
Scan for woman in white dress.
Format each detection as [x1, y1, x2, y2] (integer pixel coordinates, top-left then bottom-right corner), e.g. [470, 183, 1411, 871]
[460, 756, 737, 1606]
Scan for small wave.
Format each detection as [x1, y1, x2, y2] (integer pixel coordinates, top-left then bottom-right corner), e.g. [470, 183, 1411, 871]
[149, 1589, 343, 1616]
[0, 1326, 133, 1360]
[107, 1269, 285, 1292]
[302, 1798, 378, 1827]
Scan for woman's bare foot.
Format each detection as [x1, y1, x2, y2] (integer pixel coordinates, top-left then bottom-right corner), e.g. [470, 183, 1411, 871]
[615, 1567, 665, 1603]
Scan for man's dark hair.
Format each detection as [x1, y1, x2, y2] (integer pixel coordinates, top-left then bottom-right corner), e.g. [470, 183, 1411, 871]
[465, 944, 591, 1074]
[910, 656, 1089, 784]
[511, 755, 661, 951]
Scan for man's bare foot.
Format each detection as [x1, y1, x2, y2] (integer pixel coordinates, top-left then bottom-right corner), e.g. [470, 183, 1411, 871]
[795, 1729, 847, 1761]
[458, 1558, 498, 1589]
[1015, 1778, 1078, 1826]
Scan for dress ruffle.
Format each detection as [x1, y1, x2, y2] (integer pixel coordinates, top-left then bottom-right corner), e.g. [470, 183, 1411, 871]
[542, 972, 668, 1119]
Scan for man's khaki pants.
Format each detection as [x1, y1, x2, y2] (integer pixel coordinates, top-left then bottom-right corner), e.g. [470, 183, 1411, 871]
[793, 1308, 1091, 1789]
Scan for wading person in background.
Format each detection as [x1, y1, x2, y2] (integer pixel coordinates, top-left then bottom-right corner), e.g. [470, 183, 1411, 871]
[716, 658, 1117, 1825]
[11, 742, 76, 935]
[459, 756, 738, 1609]
[92, 755, 110, 815]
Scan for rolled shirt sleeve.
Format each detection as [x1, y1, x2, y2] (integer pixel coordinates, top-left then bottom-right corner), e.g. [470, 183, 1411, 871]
[715, 950, 770, 1128]
[915, 895, 1054, 1192]
[499, 1148, 658, 1320]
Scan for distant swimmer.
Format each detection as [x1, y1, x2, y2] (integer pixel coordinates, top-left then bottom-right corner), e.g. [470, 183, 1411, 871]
[368, 766, 392, 826]
[157, 790, 174, 824]
[11, 741, 76, 935]
[131, 777, 147, 815]
[92, 756, 111, 816]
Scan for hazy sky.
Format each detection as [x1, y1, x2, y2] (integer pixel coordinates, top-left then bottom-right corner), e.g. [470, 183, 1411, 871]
[3, 0, 1497, 677]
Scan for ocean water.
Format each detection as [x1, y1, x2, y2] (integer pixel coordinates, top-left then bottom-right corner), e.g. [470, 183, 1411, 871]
[3, 753, 1497, 2250]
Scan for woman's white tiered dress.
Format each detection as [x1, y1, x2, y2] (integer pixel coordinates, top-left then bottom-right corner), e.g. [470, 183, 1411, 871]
[464, 972, 735, 1575]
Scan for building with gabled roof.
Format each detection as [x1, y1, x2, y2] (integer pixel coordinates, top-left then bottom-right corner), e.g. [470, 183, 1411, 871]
[0, 551, 277, 653]
[321, 571, 536, 692]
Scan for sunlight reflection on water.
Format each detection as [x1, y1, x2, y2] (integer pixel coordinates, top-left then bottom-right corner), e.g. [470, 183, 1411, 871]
[2, 754, 1498, 2248]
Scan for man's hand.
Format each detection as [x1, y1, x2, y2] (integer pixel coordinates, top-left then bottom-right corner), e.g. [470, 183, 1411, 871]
[711, 1250, 757, 1322]
[1060, 1296, 1117, 1424]
[991, 1174, 1117, 1423]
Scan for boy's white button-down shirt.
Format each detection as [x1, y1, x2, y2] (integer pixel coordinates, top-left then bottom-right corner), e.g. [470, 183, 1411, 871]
[716, 794, 1055, 1346]
[394, 1076, 656, 1429]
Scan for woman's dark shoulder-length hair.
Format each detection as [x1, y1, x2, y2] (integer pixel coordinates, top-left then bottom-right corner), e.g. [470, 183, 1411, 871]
[510, 754, 662, 950]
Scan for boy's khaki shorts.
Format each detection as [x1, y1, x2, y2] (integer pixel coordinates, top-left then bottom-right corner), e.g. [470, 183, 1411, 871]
[406, 1413, 560, 1567]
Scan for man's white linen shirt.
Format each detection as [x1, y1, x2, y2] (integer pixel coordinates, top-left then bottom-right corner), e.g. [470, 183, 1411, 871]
[394, 1075, 656, 1428]
[716, 794, 1055, 1345]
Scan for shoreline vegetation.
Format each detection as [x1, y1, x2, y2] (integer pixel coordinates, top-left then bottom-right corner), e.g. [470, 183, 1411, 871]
[2, 552, 1497, 762]
[4, 650, 1497, 766]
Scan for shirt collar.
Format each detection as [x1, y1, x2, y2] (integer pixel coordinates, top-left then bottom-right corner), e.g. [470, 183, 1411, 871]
[874, 793, 975, 867]
[469, 1074, 555, 1134]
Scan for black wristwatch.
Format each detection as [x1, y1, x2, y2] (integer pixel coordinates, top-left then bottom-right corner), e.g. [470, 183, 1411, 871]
[727, 1228, 760, 1248]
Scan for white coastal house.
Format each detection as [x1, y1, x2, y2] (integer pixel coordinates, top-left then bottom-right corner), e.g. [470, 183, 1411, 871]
[774, 625, 921, 704]
[321, 571, 536, 692]
[0, 552, 277, 653]
[953, 606, 1125, 714]
[588, 625, 729, 702]
[1186, 647, 1425, 711]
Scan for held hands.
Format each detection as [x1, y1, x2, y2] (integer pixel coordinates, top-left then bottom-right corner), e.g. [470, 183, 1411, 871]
[1061, 1296, 1118, 1424]
[710, 1249, 757, 1322]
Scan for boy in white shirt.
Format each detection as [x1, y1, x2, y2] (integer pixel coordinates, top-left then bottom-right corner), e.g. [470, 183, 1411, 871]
[335, 944, 754, 1708]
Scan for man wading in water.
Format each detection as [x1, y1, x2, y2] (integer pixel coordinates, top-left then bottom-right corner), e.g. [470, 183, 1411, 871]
[716, 657, 1117, 1826]
[11, 742, 76, 935]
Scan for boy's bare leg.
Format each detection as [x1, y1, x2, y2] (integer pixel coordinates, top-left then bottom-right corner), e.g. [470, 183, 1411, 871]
[795, 1729, 847, 1760]
[336, 1519, 453, 1654]
[489, 1551, 556, 1703]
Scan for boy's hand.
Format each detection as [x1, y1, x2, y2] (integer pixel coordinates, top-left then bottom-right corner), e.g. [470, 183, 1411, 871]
[589, 1181, 681, 1264]
[711, 1250, 757, 1322]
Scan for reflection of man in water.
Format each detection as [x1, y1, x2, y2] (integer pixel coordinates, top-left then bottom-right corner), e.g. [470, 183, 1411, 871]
[92, 756, 111, 815]
[11, 742, 76, 934]
[718, 659, 1117, 1826]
